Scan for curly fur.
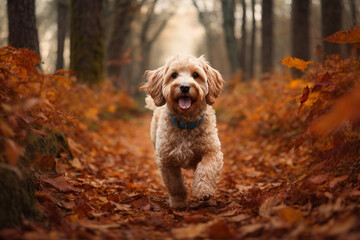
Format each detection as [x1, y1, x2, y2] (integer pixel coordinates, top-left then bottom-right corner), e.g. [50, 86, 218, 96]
[140, 55, 224, 208]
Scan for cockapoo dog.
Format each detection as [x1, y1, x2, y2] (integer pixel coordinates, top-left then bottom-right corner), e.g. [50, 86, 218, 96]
[140, 55, 224, 209]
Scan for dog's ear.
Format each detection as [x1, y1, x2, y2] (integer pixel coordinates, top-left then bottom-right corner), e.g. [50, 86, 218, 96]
[140, 66, 166, 106]
[200, 58, 224, 105]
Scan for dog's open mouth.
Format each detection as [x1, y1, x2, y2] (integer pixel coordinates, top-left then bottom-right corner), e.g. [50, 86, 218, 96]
[178, 97, 193, 110]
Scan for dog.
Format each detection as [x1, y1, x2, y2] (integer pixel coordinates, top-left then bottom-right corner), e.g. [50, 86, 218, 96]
[140, 55, 224, 209]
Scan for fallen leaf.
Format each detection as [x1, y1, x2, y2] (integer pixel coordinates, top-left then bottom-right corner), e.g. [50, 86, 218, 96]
[171, 222, 210, 239]
[329, 175, 348, 188]
[309, 173, 330, 185]
[227, 214, 250, 222]
[70, 157, 82, 169]
[39, 174, 82, 193]
[4, 139, 24, 165]
[208, 219, 233, 239]
[298, 86, 310, 110]
[277, 207, 302, 223]
[259, 196, 281, 218]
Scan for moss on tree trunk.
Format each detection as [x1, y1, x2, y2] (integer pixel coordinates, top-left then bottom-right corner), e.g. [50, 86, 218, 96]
[0, 166, 39, 229]
[0, 130, 73, 229]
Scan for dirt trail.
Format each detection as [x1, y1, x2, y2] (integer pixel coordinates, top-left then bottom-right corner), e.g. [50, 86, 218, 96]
[2, 115, 360, 240]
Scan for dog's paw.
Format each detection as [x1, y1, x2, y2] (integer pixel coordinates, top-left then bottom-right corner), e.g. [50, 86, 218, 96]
[194, 192, 213, 201]
[199, 195, 211, 201]
[169, 197, 187, 210]
[192, 181, 216, 200]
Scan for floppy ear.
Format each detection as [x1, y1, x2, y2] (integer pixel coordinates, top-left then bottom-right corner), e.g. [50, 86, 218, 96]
[140, 66, 166, 106]
[201, 59, 224, 105]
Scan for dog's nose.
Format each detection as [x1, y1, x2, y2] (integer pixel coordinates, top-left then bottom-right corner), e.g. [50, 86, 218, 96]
[180, 83, 190, 93]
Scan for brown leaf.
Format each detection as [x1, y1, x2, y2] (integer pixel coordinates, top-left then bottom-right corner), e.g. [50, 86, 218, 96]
[183, 214, 208, 224]
[39, 174, 82, 193]
[34, 155, 56, 172]
[70, 157, 82, 169]
[111, 201, 131, 212]
[171, 222, 210, 239]
[208, 219, 233, 239]
[309, 173, 330, 185]
[4, 139, 24, 165]
[227, 214, 250, 222]
[329, 175, 348, 188]
[0, 120, 14, 137]
[298, 86, 310, 110]
[259, 196, 281, 218]
[239, 224, 264, 237]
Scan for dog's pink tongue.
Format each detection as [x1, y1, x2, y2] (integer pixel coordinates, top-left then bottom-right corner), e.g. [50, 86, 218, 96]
[178, 97, 192, 109]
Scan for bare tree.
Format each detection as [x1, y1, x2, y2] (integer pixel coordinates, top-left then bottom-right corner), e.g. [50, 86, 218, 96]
[7, 0, 40, 57]
[291, 0, 310, 77]
[321, 0, 342, 55]
[240, 0, 247, 79]
[221, 0, 238, 74]
[123, 0, 174, 93]
[261, 0, 273, 75]
[56, 0, 69, 70]
[70, 0, 105, 84]
[139, 0, 174, 72]
[249, 0, 256, 79]
[107, 0, 141, 86]
[192, 0, 217, 63]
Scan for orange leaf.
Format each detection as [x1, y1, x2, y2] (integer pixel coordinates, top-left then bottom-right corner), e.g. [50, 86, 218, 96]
[281, 56, 311, 71]
[278, 207, 302, 223]
[310, 84, 360, 138]
[323, 27, 360, 44]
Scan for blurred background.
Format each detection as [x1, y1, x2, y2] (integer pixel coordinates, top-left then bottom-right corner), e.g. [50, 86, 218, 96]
[1, 0, 359, 93]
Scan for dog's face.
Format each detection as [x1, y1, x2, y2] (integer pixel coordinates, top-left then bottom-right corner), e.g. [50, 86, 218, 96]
[141, 56, 223, 113]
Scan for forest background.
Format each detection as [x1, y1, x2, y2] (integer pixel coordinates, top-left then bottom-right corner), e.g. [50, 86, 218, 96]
[1, 0, 360, 239]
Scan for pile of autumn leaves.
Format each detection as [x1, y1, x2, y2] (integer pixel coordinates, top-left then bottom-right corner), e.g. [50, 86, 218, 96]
[0, 46, 136, 168]
[218, 28, 360, 168]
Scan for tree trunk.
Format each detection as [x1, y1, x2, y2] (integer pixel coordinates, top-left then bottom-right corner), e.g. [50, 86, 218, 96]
[350, 0, 357, 27]
[291, 0, 310, 78]
[192, 0, 214, 64]
[321, 0, 342, 55]
[7, 0, 40, 57]
[249, 0, 256, 79]
[70, 0, 104, 84]
[56, 0, 69, 70]
[107, 0, 136, 86]
[221, 0, 238, 74]
[261, 0, 273, 75]
[240, 0, 247, 78]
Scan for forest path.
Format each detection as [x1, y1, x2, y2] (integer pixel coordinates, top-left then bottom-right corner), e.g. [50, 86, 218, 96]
[4, 114, 359, 239]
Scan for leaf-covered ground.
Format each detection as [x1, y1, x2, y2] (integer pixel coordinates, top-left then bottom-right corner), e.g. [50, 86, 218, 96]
[2, 114, 360, 239]
[1, 45, 360, 239]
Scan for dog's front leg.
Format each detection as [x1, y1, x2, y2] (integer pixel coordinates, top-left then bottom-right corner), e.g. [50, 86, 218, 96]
[192, 151, 223, 200]
[158, 163, 188, 209]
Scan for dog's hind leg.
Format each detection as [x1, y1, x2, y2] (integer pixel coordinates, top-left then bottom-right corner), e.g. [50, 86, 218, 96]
[159, 163, 188, 209]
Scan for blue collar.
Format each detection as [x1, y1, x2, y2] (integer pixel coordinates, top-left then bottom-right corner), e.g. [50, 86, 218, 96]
[169, 113, 205, 129]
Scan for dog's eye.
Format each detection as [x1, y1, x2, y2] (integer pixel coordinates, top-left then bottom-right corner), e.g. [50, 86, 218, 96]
[192, 72, 199, 79]
[171, 73, 178, 79]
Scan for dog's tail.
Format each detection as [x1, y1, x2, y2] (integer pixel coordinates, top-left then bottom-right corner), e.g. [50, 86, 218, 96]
[145, 95, 157, 111]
